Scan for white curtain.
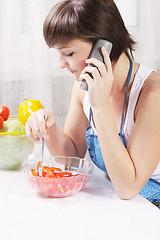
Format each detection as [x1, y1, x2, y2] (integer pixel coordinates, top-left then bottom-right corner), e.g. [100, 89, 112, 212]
[0, 0, 59, 115]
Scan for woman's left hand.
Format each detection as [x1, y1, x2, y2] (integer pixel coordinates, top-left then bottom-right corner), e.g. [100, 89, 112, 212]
[79, 47, 114, 112]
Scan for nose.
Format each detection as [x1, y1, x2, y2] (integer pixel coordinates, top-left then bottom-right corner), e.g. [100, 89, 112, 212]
[59, 55, 68, 69]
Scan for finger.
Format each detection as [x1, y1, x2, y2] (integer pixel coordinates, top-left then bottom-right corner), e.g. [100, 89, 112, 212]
[81, 66, 100, 80]
[101, 46, 112, 74]
[85, 58, 106, 76]
[29, 113, 42, 139]
[25, 122, 39, 142]
[79, 73, 94, 90]
[37, 114, 48, 138]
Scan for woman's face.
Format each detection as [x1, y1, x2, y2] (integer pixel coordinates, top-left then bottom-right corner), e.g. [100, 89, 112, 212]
[54, 39, 93, 81]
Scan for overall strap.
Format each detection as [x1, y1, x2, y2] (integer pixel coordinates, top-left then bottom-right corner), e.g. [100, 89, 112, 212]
[88, 107, 92, 128]
[119, 58, 133, 138]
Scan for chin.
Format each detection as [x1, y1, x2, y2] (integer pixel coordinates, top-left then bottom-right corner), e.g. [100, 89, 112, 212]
[73, 72, 80, 81]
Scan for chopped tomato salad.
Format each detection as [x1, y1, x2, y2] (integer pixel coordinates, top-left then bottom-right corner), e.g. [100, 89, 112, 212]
[31, 161, 80, 178]
[29, 161, 88, 197]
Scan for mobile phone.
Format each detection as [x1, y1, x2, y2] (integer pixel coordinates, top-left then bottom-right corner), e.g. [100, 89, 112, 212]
[80, 39, 112, 91]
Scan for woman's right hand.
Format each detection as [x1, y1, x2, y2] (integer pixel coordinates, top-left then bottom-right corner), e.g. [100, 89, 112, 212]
[25, 109, 55, 142]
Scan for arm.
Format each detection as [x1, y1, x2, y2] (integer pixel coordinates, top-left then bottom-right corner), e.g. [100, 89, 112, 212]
[26, 81, 88, 158]
[79, 47, 160, 199]
[95, 78, 160, 199]
[94, 84, 160, 199]
[45, 81, 88, 157]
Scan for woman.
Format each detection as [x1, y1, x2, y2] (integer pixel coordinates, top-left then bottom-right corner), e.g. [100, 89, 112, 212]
[26, 0, 160, 205]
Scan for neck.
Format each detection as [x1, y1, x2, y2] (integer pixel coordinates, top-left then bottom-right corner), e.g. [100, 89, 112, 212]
[109, 53, 139, 131]
[111, 53, 131, 97]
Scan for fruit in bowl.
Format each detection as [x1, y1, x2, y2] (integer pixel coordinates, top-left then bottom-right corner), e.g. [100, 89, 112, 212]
[0, 105, 10, 123]
[0, 116, 34, 170]
[18, 99, 44, 126]
[22, 156, 94, 198]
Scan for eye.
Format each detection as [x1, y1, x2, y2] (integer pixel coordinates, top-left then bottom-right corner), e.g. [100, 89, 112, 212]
[65, 52, 74, 57]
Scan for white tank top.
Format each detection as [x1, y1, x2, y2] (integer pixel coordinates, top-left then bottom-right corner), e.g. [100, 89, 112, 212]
[83, 63, 160, 181]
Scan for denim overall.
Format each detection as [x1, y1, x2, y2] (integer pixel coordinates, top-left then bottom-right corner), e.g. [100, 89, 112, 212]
[86, 58, 160, 209]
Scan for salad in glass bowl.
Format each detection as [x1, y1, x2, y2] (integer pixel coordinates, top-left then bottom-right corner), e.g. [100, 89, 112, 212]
[0, 116, 34, 170]
[22, 156, 94, 198]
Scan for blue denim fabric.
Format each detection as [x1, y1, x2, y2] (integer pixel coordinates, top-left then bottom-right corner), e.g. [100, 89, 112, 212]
[86, 129, 107, 173]
[86, 124, 160, 208]
[85, 58, 160, 208]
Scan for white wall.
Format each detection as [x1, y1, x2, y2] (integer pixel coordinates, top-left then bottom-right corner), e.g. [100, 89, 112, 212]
[115, 0, 139, 27]
[0, 0, 160, 128]
[128, 0, 160, 71]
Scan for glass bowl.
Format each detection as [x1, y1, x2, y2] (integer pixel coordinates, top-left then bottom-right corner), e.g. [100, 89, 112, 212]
[22, 156, 94, 198]
[0, 116, 34, 170]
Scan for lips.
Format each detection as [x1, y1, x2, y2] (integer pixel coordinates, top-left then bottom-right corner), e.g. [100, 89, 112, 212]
[67, 68, 76, 74]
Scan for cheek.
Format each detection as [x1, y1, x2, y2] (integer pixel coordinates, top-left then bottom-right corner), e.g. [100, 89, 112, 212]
[74, 61, 86, 81]
[72, 59, 88, 81]
[75, 60, 87, 72]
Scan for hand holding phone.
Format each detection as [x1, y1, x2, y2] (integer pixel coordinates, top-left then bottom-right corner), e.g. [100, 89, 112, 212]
[80, 39, 112, 91]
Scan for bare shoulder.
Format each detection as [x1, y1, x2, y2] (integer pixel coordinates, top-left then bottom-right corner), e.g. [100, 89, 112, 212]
[65, 80, 87, 126]
[71, 81, 86, 106]
[142, 70, 160, 99]
[145, 70, 160, 86]
[135, 70, 160, 118]
[64, 81, 88, 157]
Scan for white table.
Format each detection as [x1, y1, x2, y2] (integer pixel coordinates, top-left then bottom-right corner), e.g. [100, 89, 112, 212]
[0, 166, 160, 240]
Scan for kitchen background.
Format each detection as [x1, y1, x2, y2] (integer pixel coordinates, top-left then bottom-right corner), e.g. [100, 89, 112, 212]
[0, 0, 159, 128]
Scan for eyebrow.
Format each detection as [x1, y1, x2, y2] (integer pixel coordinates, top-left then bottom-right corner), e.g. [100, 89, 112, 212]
[57, 46, 73, 50]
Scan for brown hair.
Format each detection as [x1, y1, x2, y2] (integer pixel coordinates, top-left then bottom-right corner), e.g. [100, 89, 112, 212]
[43, 0, 135, 62]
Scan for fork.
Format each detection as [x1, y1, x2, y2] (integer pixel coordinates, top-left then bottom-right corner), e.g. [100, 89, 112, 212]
[39, 116, 45, 177]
